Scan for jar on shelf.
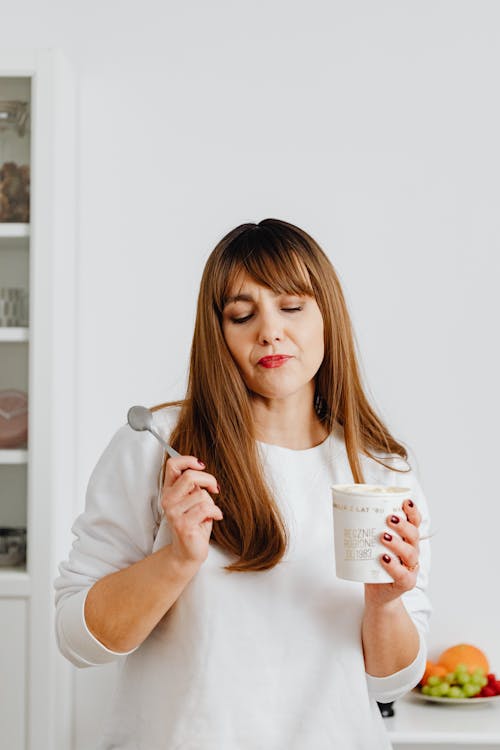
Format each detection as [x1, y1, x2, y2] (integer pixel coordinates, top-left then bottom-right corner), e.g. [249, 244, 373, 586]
[0, 100, 30, 223]
[0, 527, 27, 567]
[0, 389, 28, 448]
[0, 287, 29, 326]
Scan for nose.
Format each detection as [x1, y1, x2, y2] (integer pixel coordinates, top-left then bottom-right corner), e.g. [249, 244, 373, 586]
[257, 308, 283, 346]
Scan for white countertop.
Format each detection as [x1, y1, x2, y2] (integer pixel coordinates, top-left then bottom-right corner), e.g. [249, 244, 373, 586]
[386, 691, 500, 744]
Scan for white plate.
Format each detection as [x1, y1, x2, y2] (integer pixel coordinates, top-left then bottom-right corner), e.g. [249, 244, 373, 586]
[411, 688, 500, 705]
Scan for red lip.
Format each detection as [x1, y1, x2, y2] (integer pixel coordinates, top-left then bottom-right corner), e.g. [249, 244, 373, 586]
[258, 355, 292, 368]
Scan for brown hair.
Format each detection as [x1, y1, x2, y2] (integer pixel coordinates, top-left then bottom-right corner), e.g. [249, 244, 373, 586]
[152, 218, 410, 572]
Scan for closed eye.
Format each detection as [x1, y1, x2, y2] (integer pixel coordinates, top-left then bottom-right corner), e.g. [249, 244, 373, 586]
[231, 307, 303, 324]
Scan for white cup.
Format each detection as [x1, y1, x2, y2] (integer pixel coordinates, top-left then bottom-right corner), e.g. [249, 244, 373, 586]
[331, 484, 412, 583]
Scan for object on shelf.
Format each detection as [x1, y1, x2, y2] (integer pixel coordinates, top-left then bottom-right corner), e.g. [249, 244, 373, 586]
[0, 161, 30, 222]
[0, 389, 28, 448]
[0, 527, 26, 567]
[0, 287, 29, 326]
[0, 100, 29, 137]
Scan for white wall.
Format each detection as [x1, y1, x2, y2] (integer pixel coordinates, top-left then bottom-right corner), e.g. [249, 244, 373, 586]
[4, 1, 500, 746]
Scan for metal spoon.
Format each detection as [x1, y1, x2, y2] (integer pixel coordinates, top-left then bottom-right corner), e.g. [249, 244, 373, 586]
[127, 405, 181, 458]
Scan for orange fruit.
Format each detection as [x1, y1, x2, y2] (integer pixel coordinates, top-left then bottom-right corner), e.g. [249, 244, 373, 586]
[437, 644, 489, 674]
[420, 660, 448, 686]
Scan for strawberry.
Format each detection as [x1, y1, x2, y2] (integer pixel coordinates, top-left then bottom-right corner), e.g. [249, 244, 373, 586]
[494, 681, 500, 695]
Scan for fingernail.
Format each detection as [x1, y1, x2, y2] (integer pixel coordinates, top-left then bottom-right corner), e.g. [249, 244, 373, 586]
[197, 459, 205, 467]
[407, 500, 414, 508]
[383, 532, 392, 541]
[391, 515, 400, 524]
[216, 482, 220, 492]
[382, 554, 391, 563]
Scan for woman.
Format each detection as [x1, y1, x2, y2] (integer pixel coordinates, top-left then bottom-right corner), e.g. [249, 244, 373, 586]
[55, 218, 432, 749]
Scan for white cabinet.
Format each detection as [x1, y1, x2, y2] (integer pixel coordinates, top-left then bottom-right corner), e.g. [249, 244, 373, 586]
[0, 50, 76, 750]
[0, 598, 27, 748]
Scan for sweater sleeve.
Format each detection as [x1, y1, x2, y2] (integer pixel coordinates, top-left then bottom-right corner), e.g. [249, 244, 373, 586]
[363, 457, 433, 703]
[54, 418, 168, 668]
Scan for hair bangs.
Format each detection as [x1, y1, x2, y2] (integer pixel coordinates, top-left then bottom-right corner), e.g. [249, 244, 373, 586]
[216, 228, 315, 312]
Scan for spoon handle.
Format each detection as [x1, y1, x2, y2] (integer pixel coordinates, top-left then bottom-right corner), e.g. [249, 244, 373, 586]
[147, 426, 181, 458]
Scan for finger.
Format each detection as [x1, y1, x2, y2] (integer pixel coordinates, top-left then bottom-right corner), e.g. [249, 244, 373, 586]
[380, 552, 418, 587]
[402, 498, 421, 528]
[380, 531, 419, 570]
[165, 490, 222, 531]
[174, 487, 221, 517]
[184, 499, 224, 526]
[163, 455, 208, 486]
[386, 513, 420, 546]
[171, 469, 219, 499]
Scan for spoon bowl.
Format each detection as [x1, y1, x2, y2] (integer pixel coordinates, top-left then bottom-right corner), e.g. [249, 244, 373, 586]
[127, 405, 153, 431]
[127, 405, 180, 458]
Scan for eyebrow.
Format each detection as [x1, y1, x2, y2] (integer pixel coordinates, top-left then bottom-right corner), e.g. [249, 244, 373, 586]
[223, 291, 302, 308]
[223, 293, 263, 307]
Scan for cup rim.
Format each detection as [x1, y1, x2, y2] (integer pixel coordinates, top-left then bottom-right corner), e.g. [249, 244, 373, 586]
[331, 483, 412, 496]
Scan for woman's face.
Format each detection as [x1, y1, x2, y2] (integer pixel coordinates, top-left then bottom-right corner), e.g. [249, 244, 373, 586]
[221, 272, 325, 404]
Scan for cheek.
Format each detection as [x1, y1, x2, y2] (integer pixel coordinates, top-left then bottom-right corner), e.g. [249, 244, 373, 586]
[222, 327, 246, 367]
[312, 335, 325, 367]
[307, 313, 324, 360]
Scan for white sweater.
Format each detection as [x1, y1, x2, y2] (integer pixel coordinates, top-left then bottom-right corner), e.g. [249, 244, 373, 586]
[54, 405, 432, 750]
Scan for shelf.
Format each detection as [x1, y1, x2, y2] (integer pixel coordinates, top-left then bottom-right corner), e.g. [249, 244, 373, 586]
[0, 450, 28, 464]
[386, 692, 500, 744]
[0, 327, 28, 342]
[0, 569, 30, 598]
[0, 48, 77, 749]
[0, 223, 29, 238]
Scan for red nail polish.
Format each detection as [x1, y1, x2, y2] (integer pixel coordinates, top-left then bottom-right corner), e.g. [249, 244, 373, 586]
[408, 500, 414, 507]
[391, 515, 400, 524]
[383, 533, 392, 541]
[197, 459, 205, 467]
[382, 554, 391, 563]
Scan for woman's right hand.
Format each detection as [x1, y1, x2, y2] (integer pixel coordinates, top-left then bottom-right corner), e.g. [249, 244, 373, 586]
[161, 455, 223, 568]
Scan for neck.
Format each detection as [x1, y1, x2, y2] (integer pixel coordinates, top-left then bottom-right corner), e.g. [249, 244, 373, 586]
[250, 387, 328, 450]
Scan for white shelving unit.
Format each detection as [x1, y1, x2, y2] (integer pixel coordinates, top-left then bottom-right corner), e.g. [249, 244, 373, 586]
[0, 449, 28, 464]
[0, 222, 30, 237]
[0, 50, 76, 750]
[0, 569, 30, 597]
[0, 327, 29, 342]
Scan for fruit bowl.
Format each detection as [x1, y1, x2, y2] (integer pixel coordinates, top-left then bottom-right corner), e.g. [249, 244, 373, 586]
[418, 661, 500, 703]
[418, 644, 500, 703]
[411, 687, 500, 705]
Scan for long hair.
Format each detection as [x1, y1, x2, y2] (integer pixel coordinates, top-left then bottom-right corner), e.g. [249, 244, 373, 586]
[152, 218, 410, 572]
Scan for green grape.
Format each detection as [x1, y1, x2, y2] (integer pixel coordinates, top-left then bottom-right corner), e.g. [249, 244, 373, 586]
[472, 668, 485, 680]
[470, 673, 484, 686]
[422, 685, 432, 695]
[446, 672, 455, 683]
[438, 682, 450, 696]
[430, 686, 442, 696]
[449, 686, 465, 698]
[463, 683, 481, 697]
[479, 676, 488, 687]
[427, 675, 442, 686]
[456, 672, 471, 686]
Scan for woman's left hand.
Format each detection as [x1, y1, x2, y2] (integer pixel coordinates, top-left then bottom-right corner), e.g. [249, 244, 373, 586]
[364, 499, 421, 608]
